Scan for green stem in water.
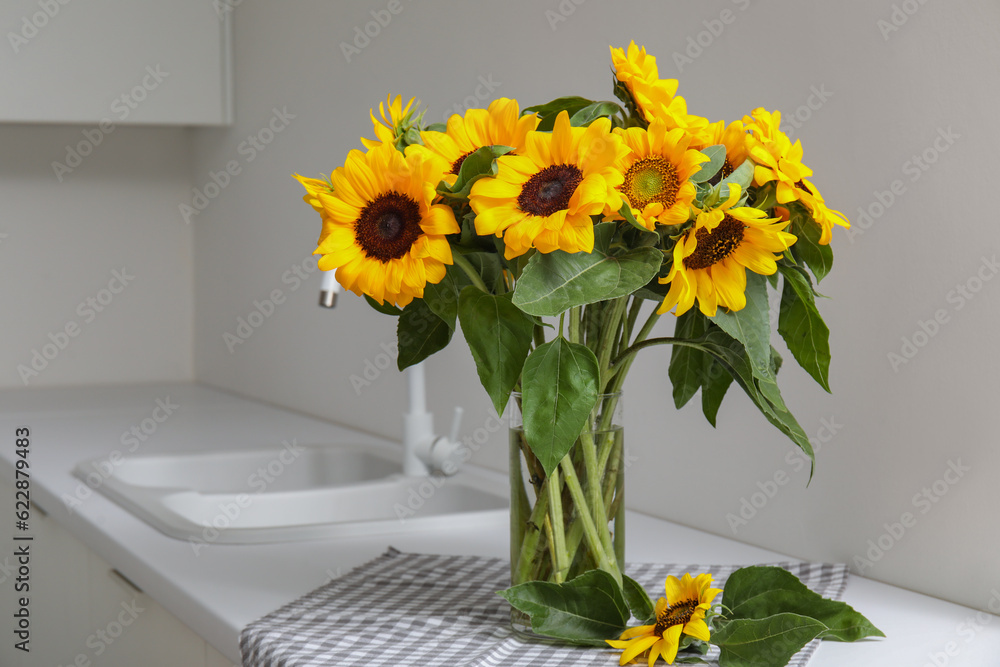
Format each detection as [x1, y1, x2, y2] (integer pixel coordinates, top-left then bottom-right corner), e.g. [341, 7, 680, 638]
[578, 428, 614, 560]
[559, 455, 621, 588]
[546, 467, 569, 583]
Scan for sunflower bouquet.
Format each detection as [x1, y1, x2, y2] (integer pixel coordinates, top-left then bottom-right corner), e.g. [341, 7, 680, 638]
[295, 42, 877, 665]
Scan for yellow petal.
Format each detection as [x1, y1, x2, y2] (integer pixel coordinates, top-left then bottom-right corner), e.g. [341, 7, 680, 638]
[620, 635, 660, 665]
[549, 111, 574, 164]
[658, 624, 683, 664]
[683, 618, 711, 643]
[421, 204, 460, 235]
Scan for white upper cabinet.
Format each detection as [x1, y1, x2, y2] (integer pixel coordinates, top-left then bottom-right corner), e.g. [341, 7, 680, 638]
[0, 0, 233, 125]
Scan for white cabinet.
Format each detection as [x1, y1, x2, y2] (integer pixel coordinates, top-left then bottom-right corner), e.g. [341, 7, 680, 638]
[0, 480, 234, 667]
[0, 0, 233, 125]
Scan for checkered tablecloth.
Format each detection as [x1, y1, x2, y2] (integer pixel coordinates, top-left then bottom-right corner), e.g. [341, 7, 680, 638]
[241, 548, 849, 667]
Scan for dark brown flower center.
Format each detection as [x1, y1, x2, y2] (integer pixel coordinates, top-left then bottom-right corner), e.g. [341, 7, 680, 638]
[654, 599, 698, 636]
[684, 214, 746, 270]
[451, 150, 476, 176]
[517, 164, 583, 216]
[355, 191, 422, 262]
[621, 156, 679, 210]
[706, 158, 735, 187]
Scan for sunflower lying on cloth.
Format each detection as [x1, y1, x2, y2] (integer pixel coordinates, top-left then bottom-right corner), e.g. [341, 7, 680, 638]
[293, 45, 871, 666]
[607, 573, 722, 666]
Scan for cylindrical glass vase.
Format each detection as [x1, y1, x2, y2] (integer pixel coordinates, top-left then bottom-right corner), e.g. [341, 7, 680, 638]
[508, 391, 626, 633]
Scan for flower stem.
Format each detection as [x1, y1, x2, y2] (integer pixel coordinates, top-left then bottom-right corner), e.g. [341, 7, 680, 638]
[451, 252, 490, 293]
[546, 467, 569, 583]
[559, 455, 621, 588]
[592, 297, 625, 391]
[609, 335, 686, 370]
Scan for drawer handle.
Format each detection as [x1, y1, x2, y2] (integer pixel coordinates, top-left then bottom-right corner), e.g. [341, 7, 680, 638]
[108, 568, 144, 595]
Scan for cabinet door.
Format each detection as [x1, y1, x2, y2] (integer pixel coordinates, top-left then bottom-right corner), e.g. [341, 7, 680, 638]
[0, 0, 232, 125]
[86, 552, 209, 667]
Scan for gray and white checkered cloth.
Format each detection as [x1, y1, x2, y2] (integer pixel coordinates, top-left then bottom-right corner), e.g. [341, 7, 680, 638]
[241, 548, 849, 666]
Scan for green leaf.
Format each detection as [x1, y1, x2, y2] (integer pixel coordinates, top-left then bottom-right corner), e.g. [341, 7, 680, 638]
[521, 338, 600, 475]
[634, 277, 670, 302]
[619, 201, 654, 233]
[422, 266, 469, 330]
[396, 299, 453, 371]
[512, 247, 662, 317]
[788, 203, 834, 283]
[442, 145, 512, 200]
[701, 358, 733, 427]
[523, 96, 595, 131]
[457, 288, 535, 416]
[669, 310, 710, 409]
[722, 566, 884, 643]
[364, 294, 403, 316]
[459, 250, 504, 290]
[569, 101, 624, 127]
[718, 160, 755, 198]
[622, 575, 655, 624]
[770, 345, 783, 376]
[593, 220, 618, 252]
[709, 273, 772, 383]
[777, 265, 831, 392]
[403, 127, 422, 147]
[691, 145, 726, 183]
[713, 614, 828, 667]
[497, 569, 629, 645]
[689, 328, 815, 474]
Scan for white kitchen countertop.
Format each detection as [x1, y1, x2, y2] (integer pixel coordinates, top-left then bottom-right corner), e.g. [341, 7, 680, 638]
[0, 382, 996, 666]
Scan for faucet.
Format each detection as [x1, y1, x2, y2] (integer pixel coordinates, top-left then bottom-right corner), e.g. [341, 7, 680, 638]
[403, 362, 465, 476]
[320, 273, 465, 476]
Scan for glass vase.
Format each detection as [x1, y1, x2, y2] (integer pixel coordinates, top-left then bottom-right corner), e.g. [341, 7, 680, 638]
[508, 391, 626, 634]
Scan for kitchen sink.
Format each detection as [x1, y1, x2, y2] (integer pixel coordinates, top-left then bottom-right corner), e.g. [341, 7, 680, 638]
[74, 441, 508, 543]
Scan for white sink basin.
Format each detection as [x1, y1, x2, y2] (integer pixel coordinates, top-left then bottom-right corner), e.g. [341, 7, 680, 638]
[74, 442, 508, 543]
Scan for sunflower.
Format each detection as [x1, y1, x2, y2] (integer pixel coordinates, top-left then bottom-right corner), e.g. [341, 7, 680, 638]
[615, 120, 707, 230]
[610, 42, 710, 143]
[294, 174, 337, 244]
[744, 108, 849, 243]
[408, 98, 539, 184]
[696, 119, 752, 185]
[743, 108, 813, 203]
[360, 95, 423, 150]
[607, 573, 722, 666]
[469, 111, 627, 259]
[307, 141, 459, 307]
[791, 179, 850, 245]
[657, 185, 797, 317]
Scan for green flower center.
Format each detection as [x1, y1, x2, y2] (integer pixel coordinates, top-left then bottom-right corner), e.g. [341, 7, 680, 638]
[654, 598, 698, 635]
[621, 156, 679, 210]
[518, 163, 584, 216]
[684, 214, 746, 270]
[355, 191, 422, 262]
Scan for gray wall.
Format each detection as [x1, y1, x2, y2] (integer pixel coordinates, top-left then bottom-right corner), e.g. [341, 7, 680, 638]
[0, 126, 194, 387]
